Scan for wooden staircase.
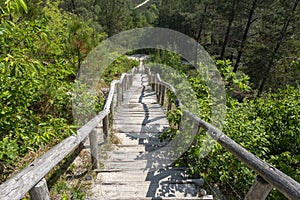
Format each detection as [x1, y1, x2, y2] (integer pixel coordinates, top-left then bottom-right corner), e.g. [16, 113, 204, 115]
[2, 63, 299, 200]
[87, 72, 213, 199]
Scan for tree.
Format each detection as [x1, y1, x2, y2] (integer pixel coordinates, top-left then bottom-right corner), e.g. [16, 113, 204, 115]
[257, 0, 299, 95]
[0, 0, 76, 182]
[220, 0, 239, 60]
[233, 0, 260, 72]
[95, 0, 133, 36]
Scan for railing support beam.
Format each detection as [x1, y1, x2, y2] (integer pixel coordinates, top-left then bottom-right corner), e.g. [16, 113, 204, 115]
[89, 128, 99, 169]
[117, 83, 122, 106]
[29, 178, 50, 200]
[161, 85, 165, 106]
[244, 176, 272, 200]
[103, 115, 109, 142]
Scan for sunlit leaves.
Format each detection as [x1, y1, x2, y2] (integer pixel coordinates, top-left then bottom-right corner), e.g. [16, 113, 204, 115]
[1, 0, 27, 21]
[0, 0, 77, 183]
[151, 51, 299, 199]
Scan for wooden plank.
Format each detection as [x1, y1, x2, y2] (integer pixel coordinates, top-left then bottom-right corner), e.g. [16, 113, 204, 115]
[245, 176, 272, 200]
[28, 178, 50, 200]
[114, 124, 168, 133]
[87, 197, 212, 200]
[103, 115, 109, 141]
[117, 82, 122, 106]
[91, 182, 199, 198]
[161, 85, 165, 106]
[104, 80, 118, 112]
[89, 128, 100, 169]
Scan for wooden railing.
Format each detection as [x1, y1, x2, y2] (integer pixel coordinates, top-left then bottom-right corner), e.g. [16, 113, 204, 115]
[1, 67, 299, 200]
[0, 67, 138, 200]
[145, 68, 300, 200]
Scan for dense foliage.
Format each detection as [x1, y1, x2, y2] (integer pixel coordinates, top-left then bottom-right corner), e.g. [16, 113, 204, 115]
[0, 0, 299, 199]
[150, 51, 299, 199]
[0, 0, 137, 186]
[155, 0, 300, 95]
[1, 0, 75, 181]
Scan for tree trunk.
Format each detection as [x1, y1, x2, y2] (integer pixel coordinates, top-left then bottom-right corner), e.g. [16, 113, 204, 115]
[234, 0, 258, 72]
[220, 0, 237, 60]
[257, 1, 299, 96]
[194, 4, 208, 68]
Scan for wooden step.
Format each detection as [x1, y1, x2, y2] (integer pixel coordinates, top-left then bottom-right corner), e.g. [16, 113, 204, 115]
[89, 71, 212, 199]
[87, 197, 213, 200]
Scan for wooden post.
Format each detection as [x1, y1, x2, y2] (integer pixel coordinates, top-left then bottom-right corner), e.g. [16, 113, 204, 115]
[89, 128, 99, 169]
[126, 75, 129, 89]
[103, 115, 109, 142]
[126, 75, 130, 90]
[163, 85, 166, 106]
[123, 76, 126, 91]
[193, 123, 200, 135]
[156, 77, 159, 96]
[244, 176, 273, 200]
[29, 178, 50, 200]
[117, 83, 122, 106]
[121, 79, 125, 103]
[110, 99, 114, 120]
[167, 93, 172, 112]
[122, 76, 126, 93]
[125, 75, 129, 90]
[155, 82, 159, 103]
[127, 74, 131, 89]
[154, 76, 156, 92]
[156, 83, 160, 104]
[160, 84, 163, 105]
[168, 102, 172, 111]
[160, 84, 165, 106]
[151, 75, 155, 90]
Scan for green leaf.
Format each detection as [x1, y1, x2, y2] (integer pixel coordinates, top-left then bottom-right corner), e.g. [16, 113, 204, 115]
[15, 0, 28, 13]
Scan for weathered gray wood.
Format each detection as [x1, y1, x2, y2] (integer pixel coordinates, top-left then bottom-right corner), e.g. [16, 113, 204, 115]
[104, 80, 118, 112]
[0, 111, 108, 200]
[183, 110, 300, 200]
[145, 67, 300, 200]
[155, 75, 159, 97]
[245, 176, 272, 200]
[167, 93, 172, 111]
[110, 100, 114, 122]
[158, 84, 163, 105]
[103, 115, 109, 142]
[0, 67, 139, 200]
[130, 74, 133, 87]
[127, 75, 130, 90]
[193, 123, 200, 135]
[151, 75, 155, 90]
[89, 128, 100, 169]
[158, 83, 161, 103]
[90, 70, 208, 199]
[161, 85, 165, 106]
[117, 83, 122, 106]
[29, 178, 50, 200]
[86, 197, 211, 200]
[125, 75, 128, 90]
[120, 74, 126, 103]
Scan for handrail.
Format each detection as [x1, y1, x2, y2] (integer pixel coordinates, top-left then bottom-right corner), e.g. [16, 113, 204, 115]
[145, 67, 300, 200]
[0, 67, 137, 200]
